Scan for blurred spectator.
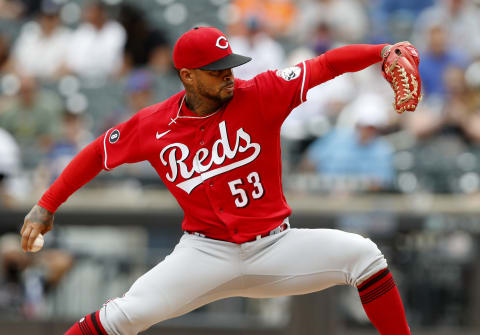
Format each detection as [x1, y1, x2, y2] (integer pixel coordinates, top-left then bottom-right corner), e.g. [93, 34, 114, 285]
[124, 70, 155, 113]
[367, 0, 433, 42]
[295, 0, 370, 44]
[441, 67, 480, 143]
[406, 66, 480, 144]
[0, 33, 12, 74]
[419, 24, 469, 100]
[118, 3, 171, 75]
[16, 0, 42, 18]
[0, 34, 14, 135]
[302, 93, 394, 192]
[309, 22, 333, 55]
[47, 111, 93, 182]
[11, 0, 70, 81]
[412, 0, 480, 58]
[229, 16, 285, 80]
[0, 34, 13, 110]
[0, 127, 20, 207]
[101, 70, 155, 133]
[0, 0, 43, 19]
[0, 233, 73, 319]
[0, 75, 63, 168]
[230, 0, 297, 37]
[378, 0, 434, 16]
[281, 47, 357, 172]
[64, 0, 126, 80]
[0, 0, 24, 19]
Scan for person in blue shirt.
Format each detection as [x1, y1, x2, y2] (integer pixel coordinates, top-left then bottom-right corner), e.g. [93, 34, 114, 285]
[304, 94, 394, 192]
[419, 24, 469, 99]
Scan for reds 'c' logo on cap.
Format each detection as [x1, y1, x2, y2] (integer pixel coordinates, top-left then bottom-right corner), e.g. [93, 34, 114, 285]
[216, 36, 229, 49]
[173, 27, 251, 70]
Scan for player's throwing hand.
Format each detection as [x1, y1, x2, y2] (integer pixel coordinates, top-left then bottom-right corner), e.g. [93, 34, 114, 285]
[20, 205, 54, 252]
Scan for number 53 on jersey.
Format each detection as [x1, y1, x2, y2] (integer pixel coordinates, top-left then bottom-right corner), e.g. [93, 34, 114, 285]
[228, 171, 264, 208]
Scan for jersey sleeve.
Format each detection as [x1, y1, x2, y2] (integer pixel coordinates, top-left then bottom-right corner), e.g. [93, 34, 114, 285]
[38, 139, 104, 213]
[101, 113, 145, 170]
[251, 44, 386, 127]
[253, 61, 311, 125]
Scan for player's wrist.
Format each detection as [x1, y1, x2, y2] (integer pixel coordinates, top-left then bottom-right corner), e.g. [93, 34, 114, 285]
[381, 45, 391, 59]
[35, 203, 54, 216]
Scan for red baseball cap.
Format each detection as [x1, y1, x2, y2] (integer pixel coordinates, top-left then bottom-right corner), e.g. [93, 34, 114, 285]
[173, 27, 251, 70]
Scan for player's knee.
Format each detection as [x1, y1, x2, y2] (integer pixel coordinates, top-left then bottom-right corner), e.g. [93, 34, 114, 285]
[100, 299, 139, 335]
[99, 292, 172, 335]
[347, 234, 387, 286]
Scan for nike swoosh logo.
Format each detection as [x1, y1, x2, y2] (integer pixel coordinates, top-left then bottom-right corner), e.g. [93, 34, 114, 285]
[156, 130, 171, 140]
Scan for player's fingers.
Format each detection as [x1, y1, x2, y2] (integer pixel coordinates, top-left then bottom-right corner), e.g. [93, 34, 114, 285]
[21, 226, 32, 251]
[20, 220, 28, 235]
[26, 228, 41, 252]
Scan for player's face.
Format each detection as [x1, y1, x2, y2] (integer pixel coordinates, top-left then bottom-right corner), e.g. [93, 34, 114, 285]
[192, 68, 235, 103]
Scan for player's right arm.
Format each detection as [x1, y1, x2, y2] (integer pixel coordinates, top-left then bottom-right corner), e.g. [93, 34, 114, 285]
[20, 113, 144, 252]
[20, 138, 104, 252]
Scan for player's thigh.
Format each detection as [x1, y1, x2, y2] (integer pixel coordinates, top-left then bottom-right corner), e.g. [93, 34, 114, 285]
[243, 228, 386, 298]
[100, 234, 240, 334]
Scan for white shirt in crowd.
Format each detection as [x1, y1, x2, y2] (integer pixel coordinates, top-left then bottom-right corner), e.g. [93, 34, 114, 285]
[412, 1, 480, 58]
[65, 21, 126, 79]
[12, 22, 71, 79]
[0, 128, 20, 177]
[230, 32, 285, 80]
[295, 0, 369, 44]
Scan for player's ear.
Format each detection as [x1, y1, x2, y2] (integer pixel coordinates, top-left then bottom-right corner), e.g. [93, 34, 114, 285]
[179, 68, 194, 84]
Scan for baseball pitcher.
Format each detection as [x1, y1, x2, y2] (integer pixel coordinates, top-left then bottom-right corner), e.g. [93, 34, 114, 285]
[20, 27, 421, 335]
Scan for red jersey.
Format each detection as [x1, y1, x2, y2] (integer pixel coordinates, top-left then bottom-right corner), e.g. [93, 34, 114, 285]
[38, 44, 385, 243]
[101, 63, 311, 243]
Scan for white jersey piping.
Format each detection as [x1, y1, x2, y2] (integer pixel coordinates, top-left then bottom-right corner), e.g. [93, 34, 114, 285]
[300, 61, 307, 104]
[103, 128, 112, 171]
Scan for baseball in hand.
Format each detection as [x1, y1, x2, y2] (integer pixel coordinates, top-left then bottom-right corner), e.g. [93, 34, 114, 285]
[30, 234, 44, 252]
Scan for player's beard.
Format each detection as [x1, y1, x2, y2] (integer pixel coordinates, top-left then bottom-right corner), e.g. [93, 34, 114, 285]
[198, 80, 234, 104]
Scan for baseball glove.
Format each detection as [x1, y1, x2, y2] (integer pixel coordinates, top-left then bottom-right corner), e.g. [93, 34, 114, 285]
[382, 42, 422, 114]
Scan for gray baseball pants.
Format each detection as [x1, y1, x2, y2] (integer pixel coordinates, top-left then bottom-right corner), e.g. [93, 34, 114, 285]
[99, 227, 387, 335]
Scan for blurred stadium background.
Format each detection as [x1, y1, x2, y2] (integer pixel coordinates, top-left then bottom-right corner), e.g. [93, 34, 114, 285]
[1, 0, 480, 334]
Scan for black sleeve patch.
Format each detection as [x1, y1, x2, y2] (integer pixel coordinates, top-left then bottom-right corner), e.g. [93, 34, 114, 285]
[109, 129, 120, 144]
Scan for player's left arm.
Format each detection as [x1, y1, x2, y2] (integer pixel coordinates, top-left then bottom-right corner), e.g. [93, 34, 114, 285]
[307, 44, 389, 88]
[253, 44, 391, 125]
[308, 43, 422, 113]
